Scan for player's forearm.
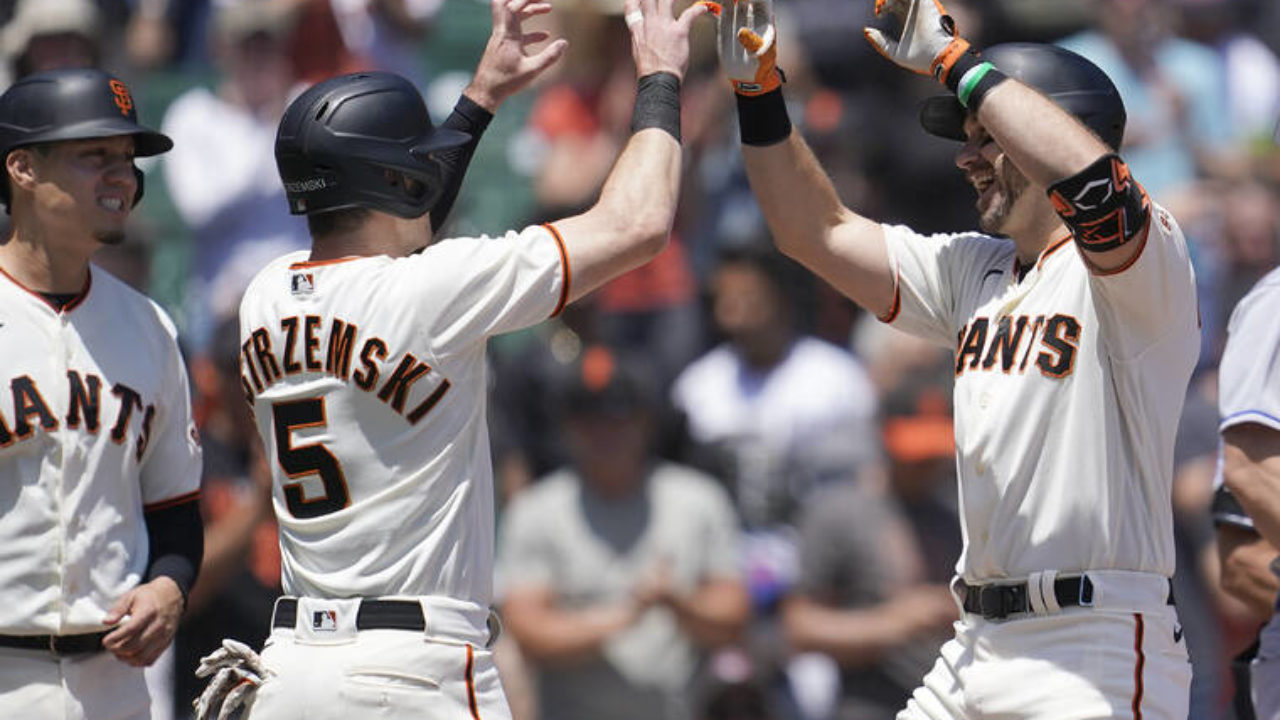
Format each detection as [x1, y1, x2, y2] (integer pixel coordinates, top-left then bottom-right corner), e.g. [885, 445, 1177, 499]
[974, 80, 1112, 189]
[662, 578, 750, 648]
[1216, 526, 1280, 623]
[553, 127, 680, 302]
[1222, 427, 1280, 550]
[742, 132, 849, 257]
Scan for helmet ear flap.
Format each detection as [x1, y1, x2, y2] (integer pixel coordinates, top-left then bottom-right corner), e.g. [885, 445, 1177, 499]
[132, 165, 144, 207]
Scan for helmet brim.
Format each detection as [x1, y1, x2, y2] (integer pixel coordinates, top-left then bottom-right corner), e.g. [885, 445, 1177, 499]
[410, 127, 472, 159]
[919, 96, 968, 143]
[11, 117, 173, 157]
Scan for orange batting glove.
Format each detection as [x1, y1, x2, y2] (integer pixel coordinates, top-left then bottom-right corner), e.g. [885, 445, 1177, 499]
[863, 0, 970, 87]
[704, 0, 784, 96]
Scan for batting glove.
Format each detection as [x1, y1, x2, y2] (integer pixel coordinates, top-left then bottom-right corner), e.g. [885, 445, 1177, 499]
[703, 1, 783, 96]
[863, 0, 970, 86]
[193, 639, 274, 720]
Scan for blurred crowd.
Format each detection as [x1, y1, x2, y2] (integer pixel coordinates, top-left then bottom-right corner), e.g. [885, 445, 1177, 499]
[1, 0, 1276, 718]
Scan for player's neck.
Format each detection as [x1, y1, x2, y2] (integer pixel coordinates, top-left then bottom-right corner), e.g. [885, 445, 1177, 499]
[1008, 212, 1070, 268]
[309, 212, 433, 261]
[0, 218, 93, 293]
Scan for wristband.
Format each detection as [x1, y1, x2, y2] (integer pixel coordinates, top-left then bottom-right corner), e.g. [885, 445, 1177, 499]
[736, 88, 791, 147]
[632, 72, 682, 142]
[945, 52, 1008, 112]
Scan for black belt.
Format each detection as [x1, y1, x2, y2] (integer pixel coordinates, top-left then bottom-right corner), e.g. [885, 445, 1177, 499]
[0, 631, 108, 656]
[959, 575, 1173, 620]
[272, 598, 426, 632]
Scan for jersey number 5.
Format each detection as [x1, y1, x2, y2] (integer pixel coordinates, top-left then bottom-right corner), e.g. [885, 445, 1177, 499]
[272, 398, 350, 518]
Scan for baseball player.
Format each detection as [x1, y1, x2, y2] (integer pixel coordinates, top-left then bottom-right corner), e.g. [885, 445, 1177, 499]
[0, 69, 204, 719]
[1216, 265, 1280, 720]
[714, 0, 1199, 717]
[191, 0, 709, 718]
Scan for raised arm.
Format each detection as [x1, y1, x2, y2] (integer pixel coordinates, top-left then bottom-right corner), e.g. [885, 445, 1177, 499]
[865, 0, 1149, 272]
[430, 0, 568, 231]
[713, 6, 894, 316]
[549, 0, 709, 303]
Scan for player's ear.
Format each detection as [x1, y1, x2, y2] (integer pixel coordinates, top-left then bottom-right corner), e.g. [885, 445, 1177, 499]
[6, 148, 39, 193]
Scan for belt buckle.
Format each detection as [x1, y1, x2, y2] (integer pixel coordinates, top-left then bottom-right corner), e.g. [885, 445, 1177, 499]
[979, 585, 1010, 619]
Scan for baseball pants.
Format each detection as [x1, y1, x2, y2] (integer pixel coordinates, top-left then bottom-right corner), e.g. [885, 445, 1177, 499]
[899, 572, 1190, 720]
[1253, 609, 1280, 720]
[0, 645, 150, 720]
[246, 596, 510, 720]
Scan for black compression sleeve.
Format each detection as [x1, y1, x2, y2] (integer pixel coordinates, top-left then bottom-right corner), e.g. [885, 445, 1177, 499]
[144, 498, 204, 608]
[430, 94, 494, 232]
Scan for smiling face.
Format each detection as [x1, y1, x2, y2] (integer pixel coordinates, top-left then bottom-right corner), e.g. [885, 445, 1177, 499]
[19, 135, 138, 246]
[955, 115, 1033, 237]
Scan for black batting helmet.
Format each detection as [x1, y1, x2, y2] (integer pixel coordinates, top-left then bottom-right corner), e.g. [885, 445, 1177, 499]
[275, 71, 471, 219]
[920, 43, 1127, 150]
[0, 68, 172, 207]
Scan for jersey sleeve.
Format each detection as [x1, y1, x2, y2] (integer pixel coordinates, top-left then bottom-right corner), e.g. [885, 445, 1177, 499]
[400, 224, 569, 354]
[1219, 271, 1280, 433]
[1084, 204, 1201, 361]
[880, 224, 1008, 347]
[139, 307, 203, 507]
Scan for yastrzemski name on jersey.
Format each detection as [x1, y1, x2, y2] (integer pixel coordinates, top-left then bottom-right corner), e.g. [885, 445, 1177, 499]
[954, 313, 1079, 377]
[240, 314, 451, 426]
[0, 370, 158, 456]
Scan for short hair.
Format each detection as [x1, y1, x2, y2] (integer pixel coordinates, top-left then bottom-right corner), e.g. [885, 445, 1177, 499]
[306, 207, 372, 239]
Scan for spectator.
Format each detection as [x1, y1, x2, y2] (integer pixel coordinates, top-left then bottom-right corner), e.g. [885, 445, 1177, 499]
[0, 0, 99, 87]
[781, 375, 960, 720]
[499, 346, 750, 720]
[160, 1, 308, 350]
[671, 243, 879, 535]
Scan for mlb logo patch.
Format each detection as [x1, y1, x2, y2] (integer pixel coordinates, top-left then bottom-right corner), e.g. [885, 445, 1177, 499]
[312, 610, 338, 631]
[291, 273, 315, 296]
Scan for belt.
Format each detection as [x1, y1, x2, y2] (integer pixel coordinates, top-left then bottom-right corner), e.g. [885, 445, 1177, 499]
[959, 575, 1174, 620]
[0, 631, 108, 656]
[273, 598, 425, 632]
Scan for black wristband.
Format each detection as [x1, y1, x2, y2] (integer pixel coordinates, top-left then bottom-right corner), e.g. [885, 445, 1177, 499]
[147, 555, 197, 609]
[947, 51, 1008, 112]
[736, 88, 791, 147]
[632, 72, 682, 142]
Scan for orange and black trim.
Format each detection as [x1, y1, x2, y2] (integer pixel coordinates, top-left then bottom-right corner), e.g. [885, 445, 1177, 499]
[288, 257, 362, 269]
[1038, 234, 1073, 270]
[1131, 613, 1146, 720]
[0, 264, 92, 313]
[465, 644, 483, 720]
[1087, 218, 1151, 278]
[143, 489, 201, 513]
[876, 266, 903, 324]
[542, 223, 571, 318]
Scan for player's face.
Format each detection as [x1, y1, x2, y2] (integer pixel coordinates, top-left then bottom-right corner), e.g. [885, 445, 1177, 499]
[956, 117, 1031, 235]
[29, 135, 137, 246]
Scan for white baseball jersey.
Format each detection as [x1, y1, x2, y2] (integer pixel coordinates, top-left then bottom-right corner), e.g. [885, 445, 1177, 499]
[237, 224, 569, 605]
[1218, 266, 1280, 438]
[881, 203, 1199, 582]
[0, 265, 202, 634]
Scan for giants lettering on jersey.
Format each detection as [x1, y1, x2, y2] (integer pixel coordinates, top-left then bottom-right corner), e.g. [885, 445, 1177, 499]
[954, 313, 1081, 378]
[241, 315, 452, 425]
[0, 371, 157, 458]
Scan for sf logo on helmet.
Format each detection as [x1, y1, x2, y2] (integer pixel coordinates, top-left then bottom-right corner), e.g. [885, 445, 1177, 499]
[109, 80, 134, 117]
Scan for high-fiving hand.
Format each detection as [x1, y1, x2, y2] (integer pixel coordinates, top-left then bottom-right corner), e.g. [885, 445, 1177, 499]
[624, 0, 711, 82]
[703, 0, 782, 96]
[863, 0, 970, 85]
[468, 0, 569, 112]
